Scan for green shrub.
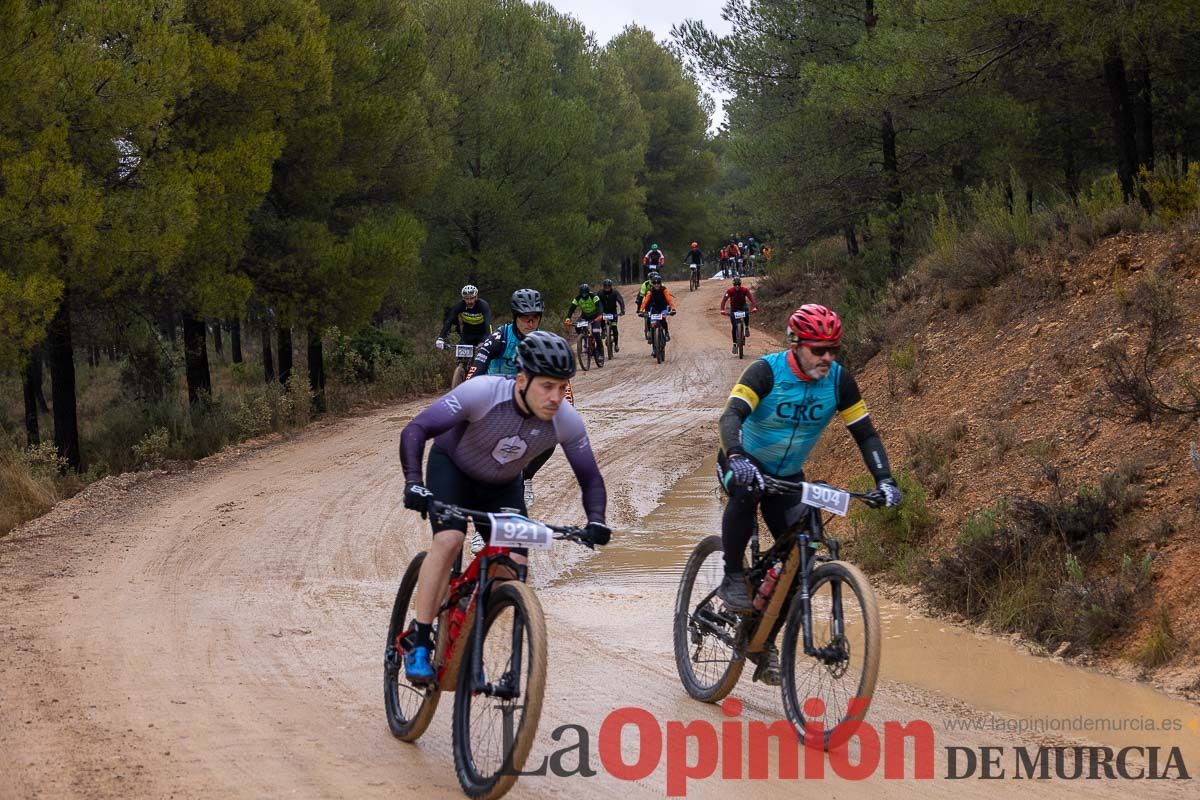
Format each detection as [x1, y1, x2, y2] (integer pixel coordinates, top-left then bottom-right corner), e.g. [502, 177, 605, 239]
[1077, 172, 1124, 221]
[131, 427, 170, 470]
[231, 387, 277, 439]
[925, 465, 1149, 647]
[846, 470, 936, 580]
[19, 440, 68, 478]
[1141, 163, 1200, 226]
[329, 324, 408, 383]
[957, 500, 1006, 547]
[83, 398, 185, 474]
[1135, 605, 1179, 668]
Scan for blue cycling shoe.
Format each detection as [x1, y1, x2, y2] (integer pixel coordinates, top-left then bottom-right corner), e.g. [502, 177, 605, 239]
[404, 645, 434, 684]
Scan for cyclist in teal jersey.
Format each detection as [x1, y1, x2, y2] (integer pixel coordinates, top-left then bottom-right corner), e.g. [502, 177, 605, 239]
[714, 304, 902, 617]
[564, 284, 605, 356]
[465, 289, 574, 536]
[467, 289, 545, 378]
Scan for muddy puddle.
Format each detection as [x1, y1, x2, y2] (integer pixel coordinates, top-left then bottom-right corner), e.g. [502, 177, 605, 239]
[558, 454, 1200, 759]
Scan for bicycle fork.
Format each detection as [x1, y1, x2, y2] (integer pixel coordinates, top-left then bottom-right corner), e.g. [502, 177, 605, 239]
[470, 553, 526, 700]
[797, 535, 849, 666]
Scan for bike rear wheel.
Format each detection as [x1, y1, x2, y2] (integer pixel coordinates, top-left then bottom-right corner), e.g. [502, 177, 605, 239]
[384, 552, 442, 741]
[452, 581, 547, 799]
[673, 535, 745, 702]
[780, 561, 880, 748]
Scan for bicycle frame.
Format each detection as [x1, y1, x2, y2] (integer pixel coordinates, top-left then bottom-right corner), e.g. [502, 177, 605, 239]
[692, 505, 848, 662]
[430, 545, 529, 695]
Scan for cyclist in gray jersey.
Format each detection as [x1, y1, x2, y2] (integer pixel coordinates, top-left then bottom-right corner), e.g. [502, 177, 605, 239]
[399, 331, 609, 683]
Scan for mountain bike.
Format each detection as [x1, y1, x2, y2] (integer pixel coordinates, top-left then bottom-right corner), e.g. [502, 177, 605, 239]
[602, 313, 618, 360]
[385, 501, 593, 799]
[642, 309, 675, 364]
[450, 341, 480, 388]
[673, 476, 884, 748]
[689, 265, 701, 291]
[723, 309, 750, 359]
[570, 318, 604, 371]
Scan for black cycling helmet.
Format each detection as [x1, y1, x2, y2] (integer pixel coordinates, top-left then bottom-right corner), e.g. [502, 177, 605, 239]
[602, 278, 613, 288]
[578, 283, 590, 296]
[510, 288, 544, 315]
[732, 276, 742, 286]
[651, 274, 663, 285]
[516, 331, 576, 379]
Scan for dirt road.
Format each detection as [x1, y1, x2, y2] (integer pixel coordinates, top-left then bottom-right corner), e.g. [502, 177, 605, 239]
[3, 278, 1196, 798]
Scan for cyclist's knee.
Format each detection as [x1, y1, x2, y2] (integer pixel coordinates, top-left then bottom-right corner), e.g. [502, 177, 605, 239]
[431, 529, 465, 556]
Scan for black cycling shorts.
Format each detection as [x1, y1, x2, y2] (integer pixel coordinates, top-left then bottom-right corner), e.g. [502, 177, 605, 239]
[425, 444, 527, 542]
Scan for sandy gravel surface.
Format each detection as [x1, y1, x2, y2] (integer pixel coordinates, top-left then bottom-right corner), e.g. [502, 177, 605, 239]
[2, 277, 1195, 799]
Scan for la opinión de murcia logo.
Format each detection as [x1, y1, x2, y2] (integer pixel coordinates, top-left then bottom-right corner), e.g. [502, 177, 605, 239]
[496, 698, 1192, 795]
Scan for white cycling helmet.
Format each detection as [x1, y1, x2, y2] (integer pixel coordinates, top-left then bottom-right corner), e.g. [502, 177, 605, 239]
[461, 284, 479, 299]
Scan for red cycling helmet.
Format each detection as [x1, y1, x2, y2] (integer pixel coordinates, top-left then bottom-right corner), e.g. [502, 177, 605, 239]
[788, 304, 842, 343]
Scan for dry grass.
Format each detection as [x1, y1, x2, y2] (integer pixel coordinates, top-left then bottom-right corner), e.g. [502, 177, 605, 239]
[0, 442, 62, 536]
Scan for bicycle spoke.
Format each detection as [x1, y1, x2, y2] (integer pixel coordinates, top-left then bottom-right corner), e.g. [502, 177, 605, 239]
[467, 603, 527, 776]
[674, 536, 744, 700]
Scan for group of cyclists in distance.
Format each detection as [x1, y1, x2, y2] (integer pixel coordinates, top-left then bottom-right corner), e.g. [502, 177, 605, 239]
[403, 237, 902, 686]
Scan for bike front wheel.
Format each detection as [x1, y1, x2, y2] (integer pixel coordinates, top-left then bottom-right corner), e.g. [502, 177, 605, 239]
[576, 331, 589, 372]
[780, 561, 881, 749]
[673, 535, 745, 702]
[452, 581, 547, 799]
[384, 551, 442, 741]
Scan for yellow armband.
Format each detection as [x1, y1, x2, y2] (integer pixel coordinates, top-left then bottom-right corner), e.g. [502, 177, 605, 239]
[729, 383, 760, 411]
[839, 399, 869, 425]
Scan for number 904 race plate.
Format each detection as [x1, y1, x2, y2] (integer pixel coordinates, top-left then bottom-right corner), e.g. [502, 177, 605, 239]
[800, 483, 851, 517]
[486, 513, 554, 549]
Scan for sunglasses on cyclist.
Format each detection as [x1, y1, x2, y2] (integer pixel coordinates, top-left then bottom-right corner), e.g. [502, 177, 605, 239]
[804, 344, 841, 357]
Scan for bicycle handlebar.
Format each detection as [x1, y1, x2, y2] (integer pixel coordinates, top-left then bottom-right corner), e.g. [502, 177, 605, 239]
[429, 500, 591, 543]
[759, 475, 886, 509]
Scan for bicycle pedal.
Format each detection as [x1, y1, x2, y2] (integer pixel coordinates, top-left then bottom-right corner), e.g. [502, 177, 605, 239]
[751, 661, 782, 686]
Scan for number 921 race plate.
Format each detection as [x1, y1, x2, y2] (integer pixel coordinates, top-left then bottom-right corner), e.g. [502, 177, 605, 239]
[486, 513, 554, 549]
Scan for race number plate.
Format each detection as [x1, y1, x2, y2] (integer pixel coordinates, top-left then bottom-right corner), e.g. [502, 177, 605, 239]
[650, 313, 663, 323]
[575, 320, 589, 331]
[733, 310, 747, 319]
[801, 483, 851, 517]
[603, 313, 615, 321]
[487, 513, 554, 550]
[455, 344, 475, 358]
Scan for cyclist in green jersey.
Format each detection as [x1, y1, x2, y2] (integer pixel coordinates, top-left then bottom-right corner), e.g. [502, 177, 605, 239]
[564, 283, 605, 356]
[636, 272, 659, 342]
